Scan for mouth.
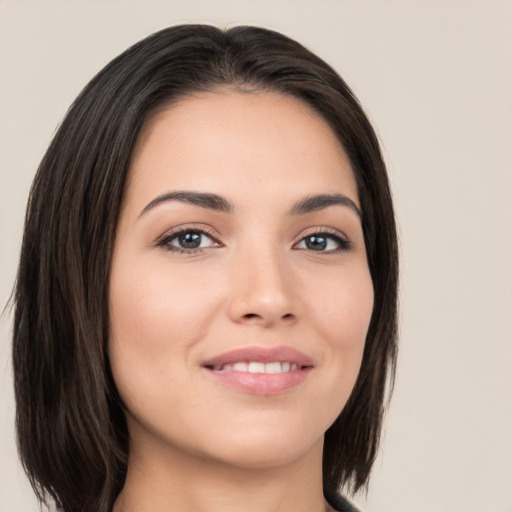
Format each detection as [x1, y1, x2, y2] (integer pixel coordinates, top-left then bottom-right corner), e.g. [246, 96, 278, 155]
[206, 361, 308, 373]
[201, 346, 314, 395]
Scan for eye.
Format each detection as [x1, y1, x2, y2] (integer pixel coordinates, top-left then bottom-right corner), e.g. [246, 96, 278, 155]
[156, 228, 220, 253]
[295, 231, 350, 252]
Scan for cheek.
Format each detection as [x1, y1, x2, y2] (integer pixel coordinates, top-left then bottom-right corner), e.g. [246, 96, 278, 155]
[108, 258, 222, 396]
[110, 258, 218, 341]
[305, 263, 374, 383]
[311, 263, 373, 338]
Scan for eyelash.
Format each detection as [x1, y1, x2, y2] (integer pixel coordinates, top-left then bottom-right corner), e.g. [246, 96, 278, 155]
[295, 228, 351, 253]
[155, 226, 351, 255]
[155, 225, 220, 255]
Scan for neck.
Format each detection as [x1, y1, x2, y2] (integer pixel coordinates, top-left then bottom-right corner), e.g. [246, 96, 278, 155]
[113, 435, 329, 512]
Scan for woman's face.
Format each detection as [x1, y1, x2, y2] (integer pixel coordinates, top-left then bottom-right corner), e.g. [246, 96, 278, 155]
[109, 90, 373, 470]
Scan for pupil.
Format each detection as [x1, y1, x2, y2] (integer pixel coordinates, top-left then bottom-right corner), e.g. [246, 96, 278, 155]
[306, 235, 327, 250]
[178, 232, 202, 249]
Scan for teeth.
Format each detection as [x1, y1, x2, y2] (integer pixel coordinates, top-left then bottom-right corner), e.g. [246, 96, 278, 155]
[265, 362, 281, 374]
[248, 362, 265, 373]
[216, 361, 302, 373]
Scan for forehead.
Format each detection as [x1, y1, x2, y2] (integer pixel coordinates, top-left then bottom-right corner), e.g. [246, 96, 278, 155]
[126, 90, 358, 210]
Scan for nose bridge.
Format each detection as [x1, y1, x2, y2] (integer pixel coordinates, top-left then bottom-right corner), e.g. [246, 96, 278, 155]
[228, 236, 297, 326]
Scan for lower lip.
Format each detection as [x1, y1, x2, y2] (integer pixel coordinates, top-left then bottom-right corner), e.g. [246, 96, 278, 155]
[204, 367, 312, 395]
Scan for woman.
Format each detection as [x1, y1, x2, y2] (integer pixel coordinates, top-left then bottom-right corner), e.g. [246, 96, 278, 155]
[12, 25, 398, 512]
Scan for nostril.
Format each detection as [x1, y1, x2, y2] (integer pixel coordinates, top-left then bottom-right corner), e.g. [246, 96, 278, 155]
[243, 313, 260, 320]
[237, 312, 296, 325]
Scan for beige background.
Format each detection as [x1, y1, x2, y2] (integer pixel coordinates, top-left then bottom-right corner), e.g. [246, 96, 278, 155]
[1, 1, 511, 511]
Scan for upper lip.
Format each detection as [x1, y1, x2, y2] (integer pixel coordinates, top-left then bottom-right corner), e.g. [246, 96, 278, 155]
[202, 346, 314, 369]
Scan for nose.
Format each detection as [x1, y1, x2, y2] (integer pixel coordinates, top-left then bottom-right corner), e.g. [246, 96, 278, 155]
[227, 246, 299, 328]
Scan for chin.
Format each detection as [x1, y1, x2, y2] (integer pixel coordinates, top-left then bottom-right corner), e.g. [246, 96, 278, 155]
[195, 424, 325, 471]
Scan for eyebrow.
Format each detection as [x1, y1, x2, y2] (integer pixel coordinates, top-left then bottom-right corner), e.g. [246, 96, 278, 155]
[139, 190, 362, 220]
[140, 191, 233, 216]
[289, 193, 362, 219]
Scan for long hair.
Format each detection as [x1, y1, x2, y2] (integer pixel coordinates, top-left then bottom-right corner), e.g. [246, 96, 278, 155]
[12, 24, 398, 512]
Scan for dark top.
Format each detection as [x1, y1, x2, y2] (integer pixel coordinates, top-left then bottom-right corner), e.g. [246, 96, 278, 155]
[324, 489, 361, 512]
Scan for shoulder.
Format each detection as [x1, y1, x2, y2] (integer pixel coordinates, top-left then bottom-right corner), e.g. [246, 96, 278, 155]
[324, 488, 362, 512]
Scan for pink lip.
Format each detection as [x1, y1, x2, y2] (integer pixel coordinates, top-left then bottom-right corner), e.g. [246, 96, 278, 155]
[202, 346, 314, 368]
[202, 346, 314, 396]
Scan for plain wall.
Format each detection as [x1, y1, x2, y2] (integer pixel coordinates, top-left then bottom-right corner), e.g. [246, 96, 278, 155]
[1, 1, 511, 511]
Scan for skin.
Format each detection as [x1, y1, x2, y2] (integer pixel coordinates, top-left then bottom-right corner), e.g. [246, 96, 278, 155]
[109, 90, 374, 512]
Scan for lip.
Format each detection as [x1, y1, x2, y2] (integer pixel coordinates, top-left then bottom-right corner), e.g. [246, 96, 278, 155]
[201, 346, 314, 396]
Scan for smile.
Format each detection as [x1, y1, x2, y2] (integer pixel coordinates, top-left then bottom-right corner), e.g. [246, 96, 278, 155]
[213, 361, 303, 373]
[202, 346, 314, 395]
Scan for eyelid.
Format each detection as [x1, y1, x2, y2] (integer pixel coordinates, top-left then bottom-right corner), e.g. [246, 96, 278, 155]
[154, 224, 222, 252]
[293, 226, 351, 252]
[153, 224, 351, 254]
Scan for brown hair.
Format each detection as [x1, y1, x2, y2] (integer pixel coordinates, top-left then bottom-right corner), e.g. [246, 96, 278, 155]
[13, 24, 398, 512]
